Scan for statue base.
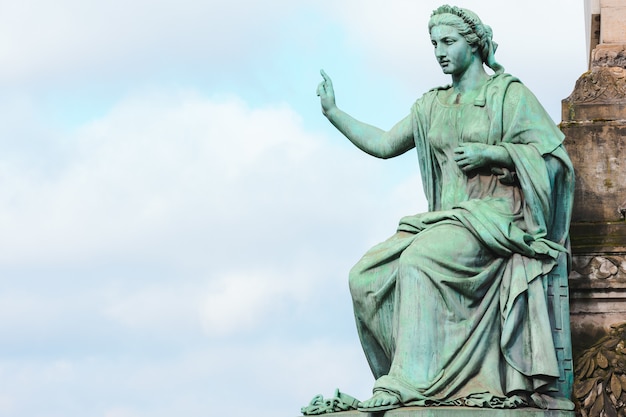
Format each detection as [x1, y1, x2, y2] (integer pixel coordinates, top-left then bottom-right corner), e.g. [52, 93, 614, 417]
[301, 408, 575, 417]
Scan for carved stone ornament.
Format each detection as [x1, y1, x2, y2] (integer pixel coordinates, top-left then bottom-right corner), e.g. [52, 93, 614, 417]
[573, 323, 626, 417]
[564, 67, 626, 104]
[592, 45, 626, 70]
[571, 255, 626, 282]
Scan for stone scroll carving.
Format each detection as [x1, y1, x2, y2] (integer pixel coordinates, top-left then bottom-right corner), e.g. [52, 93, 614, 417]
[564, 67, 626, 104]
[571, 255, 626, 282]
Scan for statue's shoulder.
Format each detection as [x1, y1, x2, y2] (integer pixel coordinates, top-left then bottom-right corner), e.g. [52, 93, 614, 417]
[483, 73, 534, 105]
[427, 84, 452, 94]
[413, 84, 450, 108]
[486, 73, 521, 90]
[490, 73, 543, 106]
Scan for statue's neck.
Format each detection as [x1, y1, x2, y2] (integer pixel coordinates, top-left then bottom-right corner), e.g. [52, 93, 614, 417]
[451, 61, 489, 94]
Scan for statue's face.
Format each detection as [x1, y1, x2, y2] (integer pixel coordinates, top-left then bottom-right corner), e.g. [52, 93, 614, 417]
[430, 25, 475, 76]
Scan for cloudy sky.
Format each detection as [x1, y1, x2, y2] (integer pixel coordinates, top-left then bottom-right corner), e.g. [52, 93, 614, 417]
[0, 1, 586, 416]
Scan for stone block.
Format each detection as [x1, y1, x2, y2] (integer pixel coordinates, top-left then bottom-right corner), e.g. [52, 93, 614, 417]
[300, 408, 575, 417]
[600, 0, 625, 10]
[600, 6, 626, 43]
[561, 67, 626, 225]
[561, 123, 626, 224]
[569, 250, 626, 356]
[591, 43, 626, 68]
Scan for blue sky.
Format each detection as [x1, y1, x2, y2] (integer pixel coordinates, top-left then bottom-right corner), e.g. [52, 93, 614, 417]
[0, 1, 586, 416]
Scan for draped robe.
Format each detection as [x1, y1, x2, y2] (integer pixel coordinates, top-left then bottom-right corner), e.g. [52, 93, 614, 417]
[349, 74, 574, 407]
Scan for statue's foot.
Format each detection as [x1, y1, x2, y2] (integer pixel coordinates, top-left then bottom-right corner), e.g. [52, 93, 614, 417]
[530, 392, 575, 410]
[357, 391, 401, 412]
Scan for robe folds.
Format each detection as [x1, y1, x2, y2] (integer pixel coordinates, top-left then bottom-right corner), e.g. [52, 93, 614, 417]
[349, 73, 574, 407]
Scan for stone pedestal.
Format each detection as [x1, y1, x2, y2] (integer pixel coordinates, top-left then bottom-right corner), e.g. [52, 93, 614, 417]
[564, 0, 626, 355]
[560, 3, 626, 415]
[561, 47, 626, 359]
[306, 408, 574, 417]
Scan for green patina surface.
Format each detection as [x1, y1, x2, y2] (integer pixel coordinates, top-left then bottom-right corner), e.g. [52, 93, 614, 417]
[313, 4, 575, 414]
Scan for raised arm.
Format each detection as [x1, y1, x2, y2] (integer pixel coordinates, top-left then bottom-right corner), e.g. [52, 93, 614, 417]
[317, 70, 414, 159]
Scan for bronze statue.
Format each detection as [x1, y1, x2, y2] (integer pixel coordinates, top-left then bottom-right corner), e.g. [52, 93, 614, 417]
[316, 5, 575, 412]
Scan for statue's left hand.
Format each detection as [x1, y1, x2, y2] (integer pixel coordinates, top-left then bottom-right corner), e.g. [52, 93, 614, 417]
[453, 143, 492, 172]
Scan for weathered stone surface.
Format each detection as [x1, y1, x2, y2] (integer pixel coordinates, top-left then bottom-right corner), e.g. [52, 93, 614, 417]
[569, 251, 626, 357]
[586, 1, 626, 68]
[300, 408, 574, 417]
[561, 65, 626, 227]
[591, 44, 626, 68]
[560, 122, 626, 224]
[600, 5, 626, 44]
[562, 10, 626, 415]
[587, 13, 601, 67]
[563, 4, 626, 417]
[569, 223, 626, 252]
[561, 64, 626, 358]
[600, 0, 624, 9]
[562, 67, 626, 118]
[571, 323, 626, 416]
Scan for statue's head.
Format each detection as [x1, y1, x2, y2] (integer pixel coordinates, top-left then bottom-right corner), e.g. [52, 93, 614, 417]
[428, 5, 503, 74]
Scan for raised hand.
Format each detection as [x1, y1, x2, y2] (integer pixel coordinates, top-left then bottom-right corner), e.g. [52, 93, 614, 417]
[316, 69, 337, 117]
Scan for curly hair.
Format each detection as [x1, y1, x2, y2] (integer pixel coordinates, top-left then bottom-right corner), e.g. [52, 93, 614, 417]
[428, 5, 504, 74]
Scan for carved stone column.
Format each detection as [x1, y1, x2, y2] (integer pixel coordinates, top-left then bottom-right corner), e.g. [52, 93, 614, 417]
[562, 2, 626, 358]
[561, 2, 626, 414]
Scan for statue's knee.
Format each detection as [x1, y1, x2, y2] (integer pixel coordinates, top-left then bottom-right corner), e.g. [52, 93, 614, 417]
[398, 244, 423, 271]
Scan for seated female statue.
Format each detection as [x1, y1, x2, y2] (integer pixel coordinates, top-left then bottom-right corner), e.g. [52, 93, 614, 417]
[316, 4, 575, 412]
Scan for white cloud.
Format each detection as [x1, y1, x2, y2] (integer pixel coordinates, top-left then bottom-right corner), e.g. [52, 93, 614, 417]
[0, 93, 302, 264]
[0, 88, 425, 348]
[0, 339, 374, 417]
[0, 0, 304, 86]
[202, 270, 294, 335]
[104, 408, 140, 417]
[0, 89, 424, 264]
[102, 284, 200, 331]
